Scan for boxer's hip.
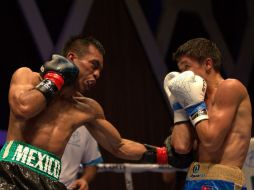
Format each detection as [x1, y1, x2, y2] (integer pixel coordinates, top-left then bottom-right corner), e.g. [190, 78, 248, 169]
[184, 162, 246, 190]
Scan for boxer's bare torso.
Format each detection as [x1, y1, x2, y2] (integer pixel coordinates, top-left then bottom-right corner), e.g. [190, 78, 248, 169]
[176, 55, 252, 168]
[198, 79, 252, 168]
[1, 37, 147, 189]
[7, 67, 146, 159]
[7, 69, 100, 157]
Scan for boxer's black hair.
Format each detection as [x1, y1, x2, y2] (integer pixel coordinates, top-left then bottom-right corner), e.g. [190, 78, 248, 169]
[62, 34, 105, 57]
[173, 38, 222, 72]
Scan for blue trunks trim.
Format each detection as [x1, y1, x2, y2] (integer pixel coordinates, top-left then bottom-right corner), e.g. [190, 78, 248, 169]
[183, 179, 247, 190]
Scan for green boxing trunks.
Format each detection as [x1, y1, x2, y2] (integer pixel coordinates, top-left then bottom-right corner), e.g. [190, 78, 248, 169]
[0, 141, 67, 190]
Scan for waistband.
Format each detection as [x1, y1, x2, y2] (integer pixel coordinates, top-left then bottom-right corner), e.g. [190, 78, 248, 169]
[0, 141, 61, 181]
[187, 162, 246, 186]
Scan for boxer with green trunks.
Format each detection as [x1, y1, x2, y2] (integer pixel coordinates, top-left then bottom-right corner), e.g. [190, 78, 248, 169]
[0, 35, 151, 189]
[0, 141, 65, 189]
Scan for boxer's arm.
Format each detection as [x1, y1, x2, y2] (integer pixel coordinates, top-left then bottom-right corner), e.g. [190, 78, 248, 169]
[9, 67, 47, 119]
[164, 72, 196, 154]
[87, 117, 193, 167]
[87, 117, 193, 168]
[171, 122, 194, 154]
[86, 119, 146, 160]
[195, 79, 248, 152]
[85, 100, 146, 160]
[85, 98, 193, 164]
[164, 72, 189, 124]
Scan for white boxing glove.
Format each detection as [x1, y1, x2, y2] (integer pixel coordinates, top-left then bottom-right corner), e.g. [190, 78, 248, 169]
[168, 71, 208, 126]
[164, 72, 189, 124]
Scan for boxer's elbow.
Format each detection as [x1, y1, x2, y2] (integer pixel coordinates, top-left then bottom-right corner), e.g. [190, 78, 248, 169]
[11, 95, 46, 119]
[11, 100, 42, 119]
[12, 104, 35, 119]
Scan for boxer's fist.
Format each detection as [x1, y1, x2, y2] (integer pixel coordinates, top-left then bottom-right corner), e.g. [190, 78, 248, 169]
[140, 144, 193, 169]
[164, 72, 188, 124]
[36, 54, 79, 102]
[40, 54, 79, 86]
[168, 71, 208, 126]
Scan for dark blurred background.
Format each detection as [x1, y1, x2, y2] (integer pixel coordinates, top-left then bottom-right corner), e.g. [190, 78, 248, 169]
[0, 0, 253, 189]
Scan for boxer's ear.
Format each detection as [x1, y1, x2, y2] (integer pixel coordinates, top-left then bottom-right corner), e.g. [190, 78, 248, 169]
[204, 58, 213, 73]
[66, 52, 77, 61]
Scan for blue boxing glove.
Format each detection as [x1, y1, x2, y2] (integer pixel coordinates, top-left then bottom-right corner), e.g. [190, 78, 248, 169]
[36, 54, 79, 102]
[164, 72, 189, 124]
[168, 71, 208, 126]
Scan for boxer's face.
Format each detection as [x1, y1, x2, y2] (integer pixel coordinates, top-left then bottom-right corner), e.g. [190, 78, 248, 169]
[177, 55, 207, 79]
[68, 45, 104, 94]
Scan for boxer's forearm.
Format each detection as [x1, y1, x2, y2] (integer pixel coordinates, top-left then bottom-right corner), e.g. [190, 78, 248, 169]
[171, 122, 194, 154]
[116, 139, 146, 160]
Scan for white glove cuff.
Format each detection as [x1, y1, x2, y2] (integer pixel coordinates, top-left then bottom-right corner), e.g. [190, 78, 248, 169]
[174, 109, 189, 124]
[185, 101, 209, 126]
[190, 114, 209, 126]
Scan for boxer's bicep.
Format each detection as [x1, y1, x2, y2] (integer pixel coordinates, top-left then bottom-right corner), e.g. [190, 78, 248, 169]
[210, 80, 244, 136]
[9, 67, 46, 119]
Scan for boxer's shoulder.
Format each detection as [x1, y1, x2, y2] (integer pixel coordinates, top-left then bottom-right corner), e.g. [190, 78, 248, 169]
[72, 94, 104, 118]
[220, 78, 243, 87]
[11, 67, 39, 83]
[14, 67, 33, 73]
[218, 79, 248, 97]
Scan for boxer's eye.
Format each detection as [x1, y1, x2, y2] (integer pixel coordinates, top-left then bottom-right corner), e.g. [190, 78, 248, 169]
[91, 60, 102, 71]
[91, 60, 99, 69]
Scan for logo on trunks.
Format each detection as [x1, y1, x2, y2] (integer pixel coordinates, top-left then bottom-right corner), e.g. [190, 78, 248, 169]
[193, 163, 200, 173]
[190, 163, 205, 178]
[11, 144, 61, 179]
